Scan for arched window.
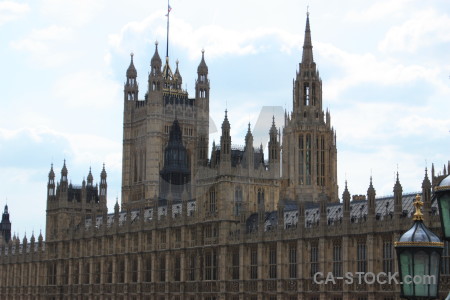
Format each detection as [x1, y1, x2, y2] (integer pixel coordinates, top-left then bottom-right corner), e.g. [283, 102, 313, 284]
[234, 187, 243, 216]
[257, 188, 265, 207]
[209, 188, 216, 213]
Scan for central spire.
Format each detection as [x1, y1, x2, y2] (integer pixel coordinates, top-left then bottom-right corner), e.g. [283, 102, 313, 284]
[301, 11, 314, 64]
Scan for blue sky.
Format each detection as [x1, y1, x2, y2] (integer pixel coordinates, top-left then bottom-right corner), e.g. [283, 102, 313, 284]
[1, 0, 450, 238]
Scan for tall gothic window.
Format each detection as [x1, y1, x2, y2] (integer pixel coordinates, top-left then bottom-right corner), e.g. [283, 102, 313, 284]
[73, 263, 79, 284]
[174, 255, 181, 281]
[209, 188, 216, 213]
[94, 262, 101, 284]
[131, 258, 138, 282]
[304, 84, 310, 105]
[106, 260, 113, 283]
[357, 240, 367, 273]
[289, 243, 297, 278]
[333, 242, 342, 277]
[159, 256, 166, 282]
[269, 244, 277, 279]
[47, 262, 57, 285]
[189, 254, 196, 281]
[257, 188, 265, 207]
[316, 135, 325, 186]
[144, 257, 151, 282]
[234, 186, 243, 216]
[231, 248, 240, 280]
[250, 247, 258, 279]
[205, 249, 218, 280]
[117, 259, 125, 283]
[83, 262, 90, 284]
[383, 240, 393, 274]
[299, 135, 304, 184]
[310, 243, 319, 277]
[306, 134, 311, 185]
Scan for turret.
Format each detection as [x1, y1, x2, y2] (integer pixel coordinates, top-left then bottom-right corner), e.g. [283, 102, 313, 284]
[422, 168, 431, 215]
[196, 49, 209, 103]
[268, 116, 280, 176]
[47, 164, 56, 200]
[195, 52, 210, 167]
[220, 110, 231, 166]
[342, 181, 351, 221]
[124, 53, 139, 101]
[293, 12, 323, 116]
[244, 123, 254, 169]
[149, 41, 162, 94]
[0, 204, 11, 243]
[87, 167, 94, 187]
[100, 164, 107, 199]
[367, 177, 376, 216]
[60, 160, 68, 194]
[173, 60, 182, 89]
[393, 172, 403, 218]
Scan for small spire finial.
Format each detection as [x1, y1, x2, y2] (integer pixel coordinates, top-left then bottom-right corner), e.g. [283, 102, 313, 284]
[307, 5, 309, 16]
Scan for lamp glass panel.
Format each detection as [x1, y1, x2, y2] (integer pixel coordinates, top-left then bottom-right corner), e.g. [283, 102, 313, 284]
[400, 250, 413, 296]
[413, 250, 430, 297]
[428, 251, 440, 297]
[440, 193, 450, 239]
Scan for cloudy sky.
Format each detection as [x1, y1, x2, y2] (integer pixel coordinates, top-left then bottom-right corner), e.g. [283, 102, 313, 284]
[1, 0, 449, 238]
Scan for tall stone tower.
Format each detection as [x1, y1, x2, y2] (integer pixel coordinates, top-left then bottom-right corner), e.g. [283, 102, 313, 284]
[121, 45, 209, 210]
[282, 13, 338, 203]
[0, 204, 11, 244]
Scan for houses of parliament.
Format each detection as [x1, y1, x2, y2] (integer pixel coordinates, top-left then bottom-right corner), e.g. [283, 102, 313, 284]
[0, 13, 449, 300]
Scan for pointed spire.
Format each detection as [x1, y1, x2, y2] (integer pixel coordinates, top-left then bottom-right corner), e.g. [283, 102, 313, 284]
[87, 167, 93, 186]
[126, 52, 137, 78]
[174, 59, 181, 78]
[301, 11, 314, 64]
[367, 176, 376, 216]
[101, 163, 107, 179]
[114, 199, 120, 215]
[197, 49, 208, 73]
[48, 163, 55, 180]
[150, 41, 162, 80]
[394, 171, 402, 192]
[222, 109, 230, 130]
[245, 122, 253, 142]
[61, 160, 68, 181]
[270, 116, 277, 135]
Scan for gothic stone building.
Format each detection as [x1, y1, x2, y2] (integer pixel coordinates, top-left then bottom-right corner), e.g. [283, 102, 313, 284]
[0, 14, 449, 300]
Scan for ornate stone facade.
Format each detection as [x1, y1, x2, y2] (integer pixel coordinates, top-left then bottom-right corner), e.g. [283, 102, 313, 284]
[1, 14, 449, 300]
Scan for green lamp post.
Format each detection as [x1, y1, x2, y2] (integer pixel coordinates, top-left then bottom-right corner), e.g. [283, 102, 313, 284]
[434, 174, 450, 241]
[395, 195, 444, 299]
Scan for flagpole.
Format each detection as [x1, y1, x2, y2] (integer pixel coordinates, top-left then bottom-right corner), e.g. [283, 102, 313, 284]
[166, 0, 170, 59]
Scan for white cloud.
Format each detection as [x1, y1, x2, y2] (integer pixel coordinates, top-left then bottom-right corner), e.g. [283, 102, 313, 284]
[10, 25, 74, 67]
[345, 0, 411, 22]
[379, 9, 450, 53]
[40, 0, 105, 26]
[316, 41, 440, 100]
[0, 1, 29, 26]
[52, 70, 121, 108]
[109, 11, 302, 60]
